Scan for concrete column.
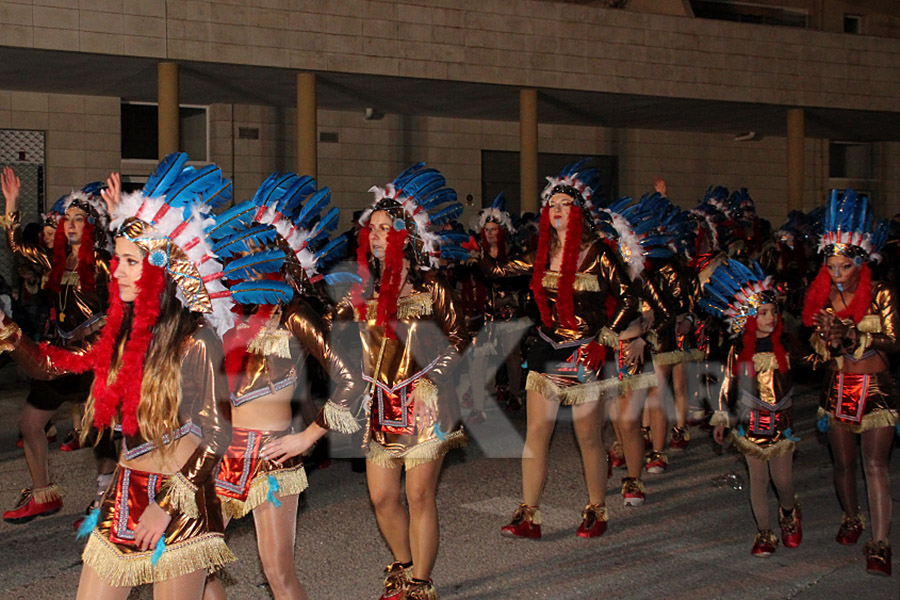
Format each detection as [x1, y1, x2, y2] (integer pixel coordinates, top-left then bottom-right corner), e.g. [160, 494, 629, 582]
[787, 108, 805, 212]
[297, 72, 317, 179]
[520, 88, 538, 214]
[157, 62, 179, 158]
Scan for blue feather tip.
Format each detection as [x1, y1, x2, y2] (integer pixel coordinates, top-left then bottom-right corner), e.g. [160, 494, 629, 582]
[151, 536, 166, 567]
[266, 474, 282, 508]
[76, 507, 101, 539]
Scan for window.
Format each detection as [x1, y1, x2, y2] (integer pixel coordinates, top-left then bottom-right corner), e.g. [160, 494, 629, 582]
[844, 15, 862, 34]
[121, 102, 209, 161]
[829, 141, 875, 180]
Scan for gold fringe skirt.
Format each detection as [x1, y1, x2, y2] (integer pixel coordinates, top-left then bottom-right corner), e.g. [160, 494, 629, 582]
[730, 432, 795, 461]
[525, 371, 618, 405]
[366, 430, 466, 470]
[215, 427, 309, 519]
[83, 466, 235, 587]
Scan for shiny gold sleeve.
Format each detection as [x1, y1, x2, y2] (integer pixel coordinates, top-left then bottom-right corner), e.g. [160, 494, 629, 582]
[4, 211, 49, 272]
[2, 316, 102, 379]
[283, 300, 362, 434]
[601, 246, 640, 333]
[333, 295, 357, 322]
[155, 324, 231, 515]
[479, 251, 534, 279]
[428, 273, 471, 385]
[642, 274, 672, 332]
[869, 284, 900, 354]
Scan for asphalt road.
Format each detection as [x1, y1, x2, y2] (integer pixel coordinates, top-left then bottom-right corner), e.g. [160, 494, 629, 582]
[0, 364, 897, 600]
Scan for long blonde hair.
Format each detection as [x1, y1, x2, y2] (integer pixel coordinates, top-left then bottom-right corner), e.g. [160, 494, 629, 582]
[82, 275, 201, 456]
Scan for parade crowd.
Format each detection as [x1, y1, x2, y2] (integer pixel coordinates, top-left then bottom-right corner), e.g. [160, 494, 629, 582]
[0, 155, 896, 600]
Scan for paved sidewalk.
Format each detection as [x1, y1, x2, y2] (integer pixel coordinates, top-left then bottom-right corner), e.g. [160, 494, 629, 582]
[0, 363, 897, 599]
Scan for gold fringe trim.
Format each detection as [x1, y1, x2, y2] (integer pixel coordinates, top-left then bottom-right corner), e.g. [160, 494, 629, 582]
[224, 464, 308, 519]
[247, 328, 292, 359]
[597, 327, 619, 348]
[752, 352, 785, 372]
[159, 473, 200, 519]
[857, 315, 882, 334]
[413, 378, 439, 412]
[620, 371, 657, 393]
[809, 333, 833, 362]
[365, 292, 433, 321]
[61, 271, 80, 286]
[541, 272, 600, 292]
[730, 433, 795, 461]
[322, 402, 361, 434]
[709, 411, 731, 428]
[82, 530, 235, 587]
[365, 431, 466, 470]
[685, 348, 706, 362]
[821, 407, 899, 434]
[525, 371, 616, 406]
[652, 349, 686, 366]
[33, 483, 64, 503]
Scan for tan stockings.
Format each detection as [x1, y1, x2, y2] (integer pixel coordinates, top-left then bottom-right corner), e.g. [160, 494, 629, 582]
[367, 456, 444, 581]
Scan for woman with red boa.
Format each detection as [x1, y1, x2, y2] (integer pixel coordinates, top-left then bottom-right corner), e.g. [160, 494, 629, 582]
[0, 157, 237, 599]
[1, 167, 114, 525]
[804, 189, 896, 576]
[481, 160, 641, 540]
[335, 164, 469, 600]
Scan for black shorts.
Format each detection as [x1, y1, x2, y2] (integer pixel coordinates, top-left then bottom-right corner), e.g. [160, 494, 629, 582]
[26, 373, 93, 411]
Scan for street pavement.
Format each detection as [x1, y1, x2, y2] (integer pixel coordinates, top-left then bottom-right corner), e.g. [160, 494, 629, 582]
[0, 363, 897, 600]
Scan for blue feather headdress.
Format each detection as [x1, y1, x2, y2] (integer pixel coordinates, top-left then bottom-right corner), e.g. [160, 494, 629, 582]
[209, 171, 355, 301]
[818, 189, 888, 263]
[476, 192, 513, 233]
[540, 158, 603, 208]
[109, 152, 235, 337]
[699, 258, 776, 334]
[360, 163, 464, 269]
[591, 193, 675, 280]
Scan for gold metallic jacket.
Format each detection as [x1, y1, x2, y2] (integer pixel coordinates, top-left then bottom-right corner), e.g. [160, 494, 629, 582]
[4, 210, 51, 289]
[480, 240, 639, 345]
[225, 299, 361, 433]
[645, 258, 699, 354]
[808, 281, 900, 367]
[334, 271, 469, 453]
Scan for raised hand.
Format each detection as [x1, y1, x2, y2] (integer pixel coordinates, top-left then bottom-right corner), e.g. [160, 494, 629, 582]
[101, 172, 122, 214]
[1, 166, 21, 214]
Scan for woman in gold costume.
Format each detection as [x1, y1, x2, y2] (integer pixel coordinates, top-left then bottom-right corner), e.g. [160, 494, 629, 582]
[201, 173, 362, 600]
[335, 163, 469, 600]
[483, 160, 641, 540]
[1, 166, 114, 524]
[804, 189, 897, 576]
[1, 153, 237, 599]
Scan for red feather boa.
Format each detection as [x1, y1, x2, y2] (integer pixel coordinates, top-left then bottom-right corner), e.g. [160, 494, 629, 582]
[45, 221, 96, 294]
[801, 263, 872, 327]
[735, 315, 788, 377]
[350, 224, 408, 339]
[530, 206, 553, 328]
[375, 227, 408, 339]
[530, 205, 582, 330]
[224, 304, 276, 391]
[39, 256, 165, 435]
